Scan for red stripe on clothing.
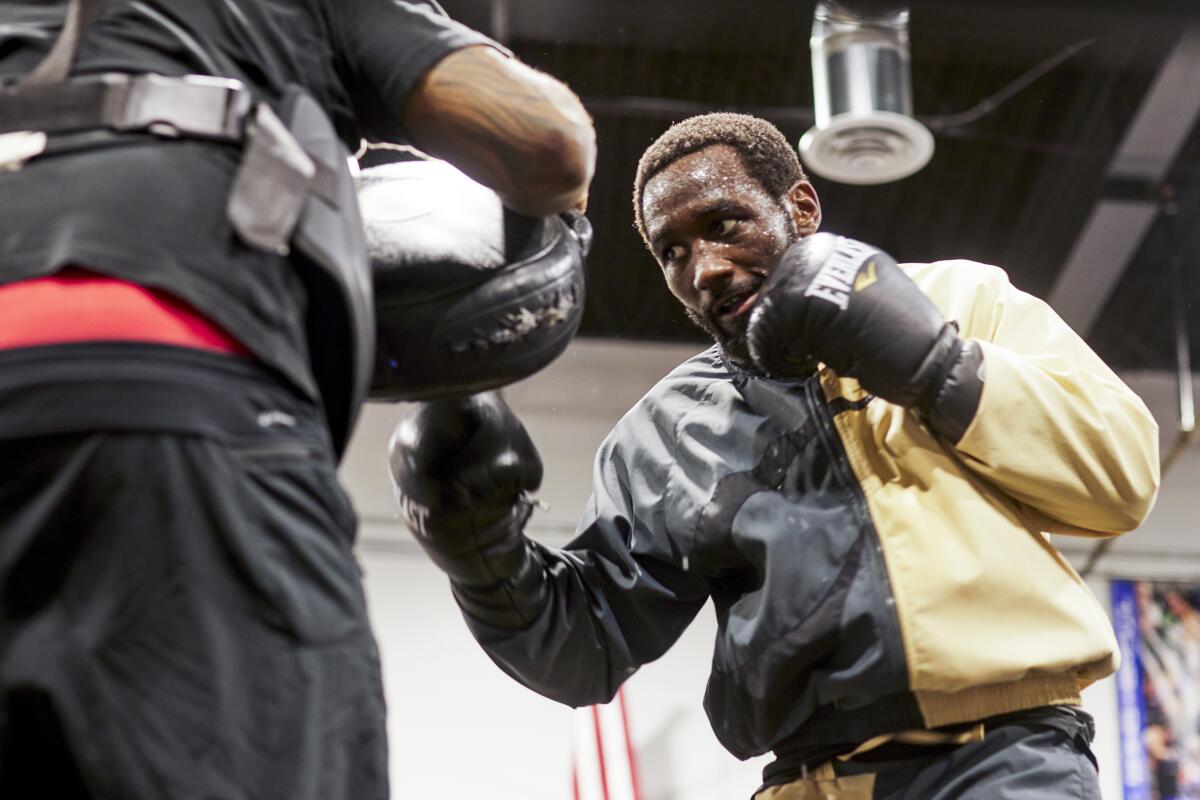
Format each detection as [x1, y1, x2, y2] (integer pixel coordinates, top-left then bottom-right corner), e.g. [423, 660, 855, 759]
[591, 706, 611, 800]
[0, 269, 249, 355]
[617, 690, 641, 800]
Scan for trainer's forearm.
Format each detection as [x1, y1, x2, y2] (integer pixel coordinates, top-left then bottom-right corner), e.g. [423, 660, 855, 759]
[404, 46, 596, 216]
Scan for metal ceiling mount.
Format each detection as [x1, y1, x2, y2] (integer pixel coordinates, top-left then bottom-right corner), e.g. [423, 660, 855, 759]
[799, 1, 934, 185]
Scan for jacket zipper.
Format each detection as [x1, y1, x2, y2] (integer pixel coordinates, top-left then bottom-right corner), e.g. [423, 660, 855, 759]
[802, 376, 912, 697]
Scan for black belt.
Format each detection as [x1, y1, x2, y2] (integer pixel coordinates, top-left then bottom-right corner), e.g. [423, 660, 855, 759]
[765, 704, 1095, 789]
[0, 342, 331, 448]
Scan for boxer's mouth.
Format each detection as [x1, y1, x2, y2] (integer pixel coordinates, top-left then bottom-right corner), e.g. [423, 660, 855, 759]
[713, 285, 760, 321]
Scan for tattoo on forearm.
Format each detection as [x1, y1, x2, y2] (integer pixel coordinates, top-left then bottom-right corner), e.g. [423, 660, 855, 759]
[411, 51, 591, 205]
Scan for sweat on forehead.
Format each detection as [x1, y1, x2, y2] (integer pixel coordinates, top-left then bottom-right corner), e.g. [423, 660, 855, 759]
[641, 146, 773, 241]
[633, 112, 806, 248]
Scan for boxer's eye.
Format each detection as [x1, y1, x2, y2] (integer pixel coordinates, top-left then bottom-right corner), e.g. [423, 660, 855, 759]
[713, 218, 738, 237]
[663, 244, 687, 263]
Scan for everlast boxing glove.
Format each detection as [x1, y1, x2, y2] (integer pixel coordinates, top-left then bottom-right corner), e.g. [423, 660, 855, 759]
[388, 391, 548, 629]
[746, 233, 984, 443]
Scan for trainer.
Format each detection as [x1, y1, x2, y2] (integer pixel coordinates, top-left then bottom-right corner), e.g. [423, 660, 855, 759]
[390, 113, 1160, 799]
[0, 1, 593, 798]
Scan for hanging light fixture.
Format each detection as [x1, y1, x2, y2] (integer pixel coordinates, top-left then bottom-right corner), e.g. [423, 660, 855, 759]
[799, 1, 934, 185]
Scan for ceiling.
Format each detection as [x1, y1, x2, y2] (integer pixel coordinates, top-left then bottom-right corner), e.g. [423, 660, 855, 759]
[423, 0, 1200, 374]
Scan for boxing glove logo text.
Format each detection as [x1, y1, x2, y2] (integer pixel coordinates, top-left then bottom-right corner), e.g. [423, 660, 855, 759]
[395, 493, 432, 537]
[803, 238, 877, 311]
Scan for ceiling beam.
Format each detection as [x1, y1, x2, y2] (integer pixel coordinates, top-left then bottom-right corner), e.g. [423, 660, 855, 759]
[1047, 24, 1200, 334]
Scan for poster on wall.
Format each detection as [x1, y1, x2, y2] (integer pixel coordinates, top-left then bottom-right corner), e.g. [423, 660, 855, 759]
[1112, 580, 1200, 800]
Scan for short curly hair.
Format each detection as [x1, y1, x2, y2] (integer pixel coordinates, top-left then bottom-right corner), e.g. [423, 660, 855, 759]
[633, 113, 806, 247]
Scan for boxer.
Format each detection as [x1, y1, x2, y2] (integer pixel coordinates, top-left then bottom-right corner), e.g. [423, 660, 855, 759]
[391, 113, 1159, 799]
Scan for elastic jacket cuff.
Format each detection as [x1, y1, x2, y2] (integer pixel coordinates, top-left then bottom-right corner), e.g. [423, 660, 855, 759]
[921, 337, 985, 444]
[436, 498, 550, 630]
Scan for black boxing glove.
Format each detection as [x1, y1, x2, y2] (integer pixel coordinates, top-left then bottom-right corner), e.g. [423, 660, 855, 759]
[746, 233, 984, 442]
[389, 391, 549, 629]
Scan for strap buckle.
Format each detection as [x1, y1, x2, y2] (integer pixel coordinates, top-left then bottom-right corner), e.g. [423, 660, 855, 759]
[107, 74, 253, 141]
[0, 73, 254, 142]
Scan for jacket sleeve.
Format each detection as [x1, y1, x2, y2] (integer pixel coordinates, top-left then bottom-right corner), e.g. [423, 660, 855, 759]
[912, 260, 1160, 536]
[462, 412, 711, 707]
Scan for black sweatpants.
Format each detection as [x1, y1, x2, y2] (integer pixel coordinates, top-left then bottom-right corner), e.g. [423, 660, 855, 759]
[0, 344, 388, 800]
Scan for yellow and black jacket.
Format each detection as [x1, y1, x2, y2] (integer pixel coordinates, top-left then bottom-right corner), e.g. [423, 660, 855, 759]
[465, 260, 1160, 767]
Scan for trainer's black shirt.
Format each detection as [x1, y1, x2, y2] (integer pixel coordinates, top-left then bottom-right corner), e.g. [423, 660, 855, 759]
[0, 0, 498, 403]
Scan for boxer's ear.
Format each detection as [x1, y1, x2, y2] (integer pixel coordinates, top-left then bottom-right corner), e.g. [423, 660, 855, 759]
[784, 181, 821, 236]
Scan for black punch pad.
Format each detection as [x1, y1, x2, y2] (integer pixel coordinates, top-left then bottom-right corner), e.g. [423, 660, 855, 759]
[358, 159, 588, 402]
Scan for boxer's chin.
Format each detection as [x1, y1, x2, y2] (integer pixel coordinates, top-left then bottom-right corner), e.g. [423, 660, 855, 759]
[686, 309, 754, 369]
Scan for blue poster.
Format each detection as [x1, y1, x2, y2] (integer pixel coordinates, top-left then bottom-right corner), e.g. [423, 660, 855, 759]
[1113, 580, 1200, 800]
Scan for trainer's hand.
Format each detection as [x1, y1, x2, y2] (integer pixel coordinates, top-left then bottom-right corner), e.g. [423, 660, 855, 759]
[389, 392, 549, 628]
[747, 233, 983, 441]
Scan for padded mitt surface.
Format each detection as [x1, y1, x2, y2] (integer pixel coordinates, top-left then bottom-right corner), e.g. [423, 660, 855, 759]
[359, 159, 588, 401]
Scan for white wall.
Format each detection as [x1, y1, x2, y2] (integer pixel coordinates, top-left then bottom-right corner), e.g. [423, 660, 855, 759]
[342, 339, 1200, 799]
[363, 556, 768, 800]
[362, 555, 574, 799]
[1081, 578, 1123, 800]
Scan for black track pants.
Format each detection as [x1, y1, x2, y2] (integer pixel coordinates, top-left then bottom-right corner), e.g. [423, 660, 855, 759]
[0, 344, 388, 800]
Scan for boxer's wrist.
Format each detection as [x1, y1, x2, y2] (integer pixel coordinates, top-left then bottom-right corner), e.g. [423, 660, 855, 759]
[919, 338, 985, 444]
[450, 532, 550, 630]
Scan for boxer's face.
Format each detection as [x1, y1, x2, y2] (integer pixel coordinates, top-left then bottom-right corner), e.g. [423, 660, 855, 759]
[642, 144, 820, 366]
